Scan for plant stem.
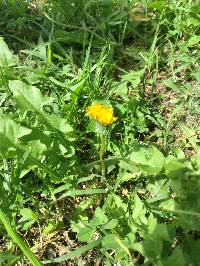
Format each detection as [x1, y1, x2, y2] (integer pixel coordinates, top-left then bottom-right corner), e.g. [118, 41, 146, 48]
[0, 209, 42, 266]
[99, 133, 106, 177]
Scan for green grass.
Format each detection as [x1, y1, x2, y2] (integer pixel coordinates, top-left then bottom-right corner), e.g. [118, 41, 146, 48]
[0, 0, 200, 265]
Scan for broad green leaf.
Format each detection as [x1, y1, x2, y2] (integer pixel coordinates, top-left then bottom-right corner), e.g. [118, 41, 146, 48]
[114, 81, 129, 99]
[118, 171, 138, 184]
[174, 147, 185, 160]
[43, 221, 58, 235]
[124, 233, 136, 249]
[147, 179, 170, 203]
[128, 143, 164, 175]
[162, 79, 179, 92]
[159, 199, 176, 212]
[0, 37, 18, 67]
[102, 219, 118, 230]
[20, 208, 38, 222]
[131, 194, 147, 225]
[90, 207, 108, 227]
[19, 140, 47, 178]
[77, 227, 95, 242]
[9, 80, 54, 112]
[102, 234, 123, 251]
[45, 113, 73, 134]
[147, 214, 170, 241]
[102, 234, 132, 261]
[0, 116, 60, 179]
[122, 69, 144, 88]
[94, 207, 108, 223]
[143, 239, 162, 260]
[165, 155, 185, 179]
[114, 69, 144, 99]
[105, 194, 128, 217]
[182, 238, 200, 265]
[118, 160, 140, 174]
[0, 116, 31, 158]
[0, 116, 47, 177]
[9, 80, 73, 134]
[164, 247, 186, 266]
[19, 208, 38, 230]
[21, 220, 36, 231]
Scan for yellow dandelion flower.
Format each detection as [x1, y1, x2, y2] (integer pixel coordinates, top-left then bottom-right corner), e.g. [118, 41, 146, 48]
[86, 103, 117, 126]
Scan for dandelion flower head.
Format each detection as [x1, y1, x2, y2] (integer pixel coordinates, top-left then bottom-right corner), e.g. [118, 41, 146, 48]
[86, 103, 117, 126]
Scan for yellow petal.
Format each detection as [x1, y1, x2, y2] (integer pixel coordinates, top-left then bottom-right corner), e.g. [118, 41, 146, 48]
[86, 103, 117, 126]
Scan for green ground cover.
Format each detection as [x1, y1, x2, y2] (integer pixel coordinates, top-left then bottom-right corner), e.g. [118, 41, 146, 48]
[0, 0, 200, 265]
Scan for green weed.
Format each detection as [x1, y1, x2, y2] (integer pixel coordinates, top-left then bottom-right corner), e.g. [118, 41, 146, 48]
[0, 0, 200, 265]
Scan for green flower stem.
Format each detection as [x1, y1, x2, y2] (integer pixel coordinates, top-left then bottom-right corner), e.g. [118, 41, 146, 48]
[99, 133, 106, 177]
[0, 209, 42, 266]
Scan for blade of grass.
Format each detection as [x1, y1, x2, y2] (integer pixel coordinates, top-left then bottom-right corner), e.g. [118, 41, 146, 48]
[43, 240, 101, 264]
[0, 209, 42, 266]
[58, 188, 107, 200]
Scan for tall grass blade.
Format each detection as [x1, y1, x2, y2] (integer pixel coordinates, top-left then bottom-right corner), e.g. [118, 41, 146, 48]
[0, 209, 42, 266]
